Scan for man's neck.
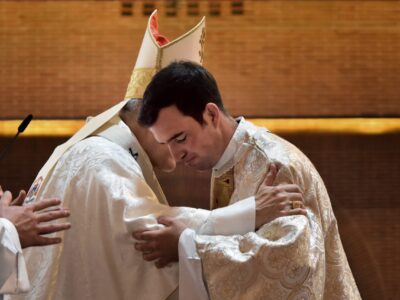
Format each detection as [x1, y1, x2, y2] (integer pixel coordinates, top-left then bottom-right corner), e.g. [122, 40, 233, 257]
[219, 115, 238, 156]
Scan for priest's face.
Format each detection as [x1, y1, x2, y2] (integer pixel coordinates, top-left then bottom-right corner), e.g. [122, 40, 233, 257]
[150, 104, 223, 171]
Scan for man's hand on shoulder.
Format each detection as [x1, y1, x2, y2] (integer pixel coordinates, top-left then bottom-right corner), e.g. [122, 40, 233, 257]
[0, 186, 71, 248]
[255, 163, 307, 229]
[133, 216, 187, 268]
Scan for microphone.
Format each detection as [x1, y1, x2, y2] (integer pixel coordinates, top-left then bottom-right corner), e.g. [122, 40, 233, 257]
[18, 114, 33, 133]
[0, 114, 33, 161]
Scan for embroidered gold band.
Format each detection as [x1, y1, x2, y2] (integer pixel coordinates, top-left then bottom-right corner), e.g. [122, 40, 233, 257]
[212, 167, 235, 209]
[125, 67, 157, 99]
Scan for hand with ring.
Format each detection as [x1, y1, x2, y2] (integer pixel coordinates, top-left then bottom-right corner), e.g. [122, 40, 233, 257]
[255, 163, 307, 229]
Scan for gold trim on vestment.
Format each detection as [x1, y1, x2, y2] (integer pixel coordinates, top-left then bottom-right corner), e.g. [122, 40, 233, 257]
[211, 167, 235, 209]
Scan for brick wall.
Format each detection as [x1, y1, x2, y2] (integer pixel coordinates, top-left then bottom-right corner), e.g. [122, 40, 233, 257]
[0, 0, 399, 118]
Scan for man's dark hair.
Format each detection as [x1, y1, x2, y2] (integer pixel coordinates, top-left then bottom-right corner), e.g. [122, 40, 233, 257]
[138, 61, 226, 127]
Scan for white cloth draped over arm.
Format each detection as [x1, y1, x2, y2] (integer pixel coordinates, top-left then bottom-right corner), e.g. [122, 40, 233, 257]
[0, 218, 29, 296]
[174, 196, 256, 300]
[124, 186, 256, 300]
[124, 195, 255, 236]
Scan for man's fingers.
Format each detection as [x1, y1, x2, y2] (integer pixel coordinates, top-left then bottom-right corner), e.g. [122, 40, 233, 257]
[135, 242, 155, 253]
[157, 216, 173, 226]
[289, 193, 304, 202]
[282, 193, 304, 205]
[155, 259, 169, 269]
[133, 230, 159, 241]
[31, 198, 62, 212]
[39, 207, 64, 213]
[0, 190, 13, 206]
[291, 194, 306, 209]
[37, 209, 70, 223]
[11, 190, 26, 206]
[143, 251, 160, 262]
[132, 232, 143, 240]
[38, 223, 71, 235]
[264, 163, 277, 186]
[278, 198, 305, 210]
[278, 200, 292, 211]
[275, 184, 302, 194]
[32, 236, 63, 247]
[282, 208, 308, 217]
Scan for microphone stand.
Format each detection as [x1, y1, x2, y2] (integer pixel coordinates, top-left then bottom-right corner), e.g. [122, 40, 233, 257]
[0, 114, 33, 162]
[0, 131, 20, 161]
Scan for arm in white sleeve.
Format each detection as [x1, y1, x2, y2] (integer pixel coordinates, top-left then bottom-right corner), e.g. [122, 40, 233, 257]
[178, 228, 209, 300]
[198, 196, 255, 235]
[177, 197, 255, 300]
[0, 218, 29, 294]
[125, 196, 256, 237]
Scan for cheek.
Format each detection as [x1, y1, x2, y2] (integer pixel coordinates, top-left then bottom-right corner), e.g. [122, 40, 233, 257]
[193, 130, 213, 154]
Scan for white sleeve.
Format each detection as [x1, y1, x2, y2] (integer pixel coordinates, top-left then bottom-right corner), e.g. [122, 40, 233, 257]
[124, 195, 256, 235]
[0, 218, 29, 295]
[198, 196, 255, 235]
[178, 228, 209, 300]
[125, 197, 255, 299]
[177, 197, 255, 300]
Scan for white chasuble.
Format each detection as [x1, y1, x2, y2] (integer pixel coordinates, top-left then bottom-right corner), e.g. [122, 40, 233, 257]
[7, 121, 181, 300]
[194, 118, 361, 300]
[7, 120, 255, 300]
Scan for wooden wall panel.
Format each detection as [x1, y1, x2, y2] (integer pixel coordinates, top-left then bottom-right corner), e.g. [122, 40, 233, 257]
[0, 1, 399, 118]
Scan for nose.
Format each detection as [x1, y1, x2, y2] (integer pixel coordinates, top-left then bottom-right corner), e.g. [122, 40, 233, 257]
[169, 144, 187, 162]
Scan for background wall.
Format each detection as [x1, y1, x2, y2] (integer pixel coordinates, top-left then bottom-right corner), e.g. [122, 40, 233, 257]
[0, 0, 399, 118]
[0, 1, 399, 299]
[1, 133, 399, 299]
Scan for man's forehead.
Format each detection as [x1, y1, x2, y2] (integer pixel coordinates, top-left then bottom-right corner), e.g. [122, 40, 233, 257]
[153, 106, 186, 129]
[150, 122, 182, 143]
[150, 105, 192, 140]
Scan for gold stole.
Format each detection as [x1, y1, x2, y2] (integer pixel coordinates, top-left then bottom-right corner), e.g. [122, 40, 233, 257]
[211, 167, 235, 209]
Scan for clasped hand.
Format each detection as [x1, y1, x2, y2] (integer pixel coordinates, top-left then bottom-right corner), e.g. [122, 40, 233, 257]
[133, 163, 307, 268]
[133, 216, 186, 268]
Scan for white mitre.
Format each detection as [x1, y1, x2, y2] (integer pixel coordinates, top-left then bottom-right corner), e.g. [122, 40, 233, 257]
[126, 10, 205, 99]
[25, 10, 206, 203]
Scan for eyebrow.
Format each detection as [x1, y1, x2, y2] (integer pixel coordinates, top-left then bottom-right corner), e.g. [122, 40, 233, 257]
[164, 131, 184, 144]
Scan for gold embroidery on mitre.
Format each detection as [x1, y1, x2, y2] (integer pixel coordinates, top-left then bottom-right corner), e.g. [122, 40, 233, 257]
[199, 27, 206, 64]
[212, 167, 235, 209]
[125, 67, 157, 99]
[156, 48, 163, 71]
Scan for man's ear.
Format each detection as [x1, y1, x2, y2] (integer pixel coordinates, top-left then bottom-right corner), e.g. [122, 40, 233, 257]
[203, 103, 220, 128]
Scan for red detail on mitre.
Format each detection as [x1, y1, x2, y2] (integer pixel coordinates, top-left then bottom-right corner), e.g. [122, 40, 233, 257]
[149, 12, 170, 46]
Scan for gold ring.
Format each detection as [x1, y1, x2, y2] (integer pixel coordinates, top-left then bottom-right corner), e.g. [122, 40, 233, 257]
[292, 200, 302, 209]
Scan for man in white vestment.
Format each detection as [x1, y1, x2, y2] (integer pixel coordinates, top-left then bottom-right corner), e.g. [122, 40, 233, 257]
[0, 187, 70, 297]
[135, 61, 362, 299]
[7, 11, 307, 300]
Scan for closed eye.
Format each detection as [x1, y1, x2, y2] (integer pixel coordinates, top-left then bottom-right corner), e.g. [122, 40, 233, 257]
[175, 134, 187, 144]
